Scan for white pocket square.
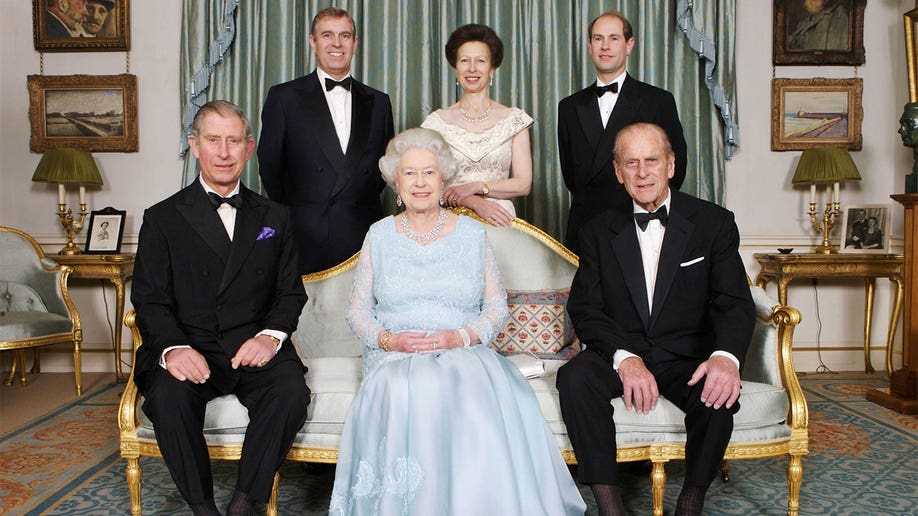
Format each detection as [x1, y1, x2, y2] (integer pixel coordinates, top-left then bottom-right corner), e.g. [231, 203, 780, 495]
[680, 256, 705, 267]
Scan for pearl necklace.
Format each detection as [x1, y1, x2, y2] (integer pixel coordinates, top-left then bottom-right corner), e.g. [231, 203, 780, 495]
[459, 100, 493, 125]
[401, 209, 447, 245]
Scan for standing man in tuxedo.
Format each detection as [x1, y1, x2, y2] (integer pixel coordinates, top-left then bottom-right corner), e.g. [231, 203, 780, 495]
[556, 123, 754, 516]
[132, 100, 309, 516]
[558, 11, 687, 255]
[258, 7, 394, 275]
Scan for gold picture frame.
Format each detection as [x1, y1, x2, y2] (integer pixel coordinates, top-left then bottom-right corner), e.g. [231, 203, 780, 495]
[27, 74, 138, 153]
[771, 77, 863, 151]
[33, 0, 130, 52]
[773, 0, 865, 65]
[906, 9, 918, 103]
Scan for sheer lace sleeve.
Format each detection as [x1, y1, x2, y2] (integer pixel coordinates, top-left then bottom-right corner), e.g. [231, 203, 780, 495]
[467, 240, 509, 346]
[346, 236, 385, 348]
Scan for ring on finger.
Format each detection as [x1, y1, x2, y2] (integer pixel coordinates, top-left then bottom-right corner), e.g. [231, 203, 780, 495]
[258, 360, 267, 367]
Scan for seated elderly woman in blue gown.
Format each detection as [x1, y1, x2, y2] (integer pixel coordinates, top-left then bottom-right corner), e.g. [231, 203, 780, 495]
[329, 128, 585, 515]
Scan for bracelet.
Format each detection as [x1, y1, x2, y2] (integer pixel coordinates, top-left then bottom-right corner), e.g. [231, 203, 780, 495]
[380, 331, 392, 352]
[458, 328, 471, 348]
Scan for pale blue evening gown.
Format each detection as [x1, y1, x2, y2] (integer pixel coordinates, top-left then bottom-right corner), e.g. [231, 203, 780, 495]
[329, 215, 585, 516]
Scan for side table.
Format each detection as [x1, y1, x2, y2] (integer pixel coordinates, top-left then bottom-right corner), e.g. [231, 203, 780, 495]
[54, 253, 134, 382]
[754, 253, 904, 375]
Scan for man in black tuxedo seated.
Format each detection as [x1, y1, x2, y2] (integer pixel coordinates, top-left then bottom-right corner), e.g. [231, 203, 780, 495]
[557, 122, 755, 516]
[131, 100, 309, 516]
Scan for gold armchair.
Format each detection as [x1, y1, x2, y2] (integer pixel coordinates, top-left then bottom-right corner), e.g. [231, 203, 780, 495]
[0, 226, 83, 394]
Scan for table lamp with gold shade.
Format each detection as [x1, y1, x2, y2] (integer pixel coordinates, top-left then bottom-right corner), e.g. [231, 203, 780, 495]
[791, 147, 862, 254]
[31, 149, 104, 255]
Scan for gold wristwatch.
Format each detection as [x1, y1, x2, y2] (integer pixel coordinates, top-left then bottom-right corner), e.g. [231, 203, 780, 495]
[481, 182, 490, 196]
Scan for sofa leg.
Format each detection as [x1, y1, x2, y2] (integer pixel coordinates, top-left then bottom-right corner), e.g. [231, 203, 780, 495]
[721, 459, 731, 482]
[651, 460, 666, 516]
[786, 453, 803, 516]
[266, 472, 279, 516]
[126, 457, 143, 515]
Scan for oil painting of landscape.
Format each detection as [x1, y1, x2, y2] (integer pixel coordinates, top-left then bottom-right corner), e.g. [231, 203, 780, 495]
[28, 74, 137, 152]
[771, 77, 863, 151]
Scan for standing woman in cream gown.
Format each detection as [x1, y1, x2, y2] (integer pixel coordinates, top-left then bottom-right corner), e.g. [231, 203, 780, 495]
[421, 24, 533, 227]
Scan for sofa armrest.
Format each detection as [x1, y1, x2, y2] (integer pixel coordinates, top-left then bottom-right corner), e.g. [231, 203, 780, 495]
[118, 310, 142, 436]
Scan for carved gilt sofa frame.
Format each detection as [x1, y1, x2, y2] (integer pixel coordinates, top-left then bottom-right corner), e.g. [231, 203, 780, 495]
[119, 213, 807, 515]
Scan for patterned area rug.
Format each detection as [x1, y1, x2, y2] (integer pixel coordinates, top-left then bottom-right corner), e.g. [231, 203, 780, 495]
[1, 373, 915, 515]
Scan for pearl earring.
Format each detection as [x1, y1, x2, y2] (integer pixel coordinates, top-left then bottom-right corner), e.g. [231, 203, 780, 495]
[439, 193, 445, 206]
[396, 194, 403, 207]
[489, 77, 493, 87]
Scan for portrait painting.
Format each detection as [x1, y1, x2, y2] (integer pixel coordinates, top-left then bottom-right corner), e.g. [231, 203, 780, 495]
[771, 78, 863, 151]
[33, 0, 130, 52]
[773, 0, 865, 65]
[84, 207, 126, 254]
[840, 204, 892, 254]
[28, 74, 138, 152]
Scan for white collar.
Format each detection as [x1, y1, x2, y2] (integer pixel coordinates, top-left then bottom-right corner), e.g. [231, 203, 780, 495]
[597, 70, 627, 89]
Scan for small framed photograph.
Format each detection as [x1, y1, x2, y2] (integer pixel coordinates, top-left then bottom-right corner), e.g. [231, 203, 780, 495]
[27, 74, 138, 152]
[840, 204, 892, 253]
[773, 0, 865, 65]
[84, 206, 126, 254]
[771, 77, 863, 151]
[33, 0, 130, 52]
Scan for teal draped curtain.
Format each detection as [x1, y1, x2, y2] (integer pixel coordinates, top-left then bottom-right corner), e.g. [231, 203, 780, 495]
[180, 0, 737, 243]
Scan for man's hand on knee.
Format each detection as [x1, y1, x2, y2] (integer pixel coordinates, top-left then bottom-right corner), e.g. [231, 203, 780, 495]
[165, 348, 211, 384]
[618, 357, 659, 414]
[687, 356, 741, 410]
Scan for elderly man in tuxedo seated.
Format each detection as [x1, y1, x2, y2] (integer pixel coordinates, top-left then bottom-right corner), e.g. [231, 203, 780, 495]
[131, 100, 309, 516]
[557, 122, 755, 516]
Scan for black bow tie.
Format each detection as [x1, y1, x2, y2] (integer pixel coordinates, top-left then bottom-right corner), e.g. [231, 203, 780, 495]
[208, 192, 242, 209]
[634, 206, 668, 231]
[325, 77, 352, 91]
[595, 82, 619, 97]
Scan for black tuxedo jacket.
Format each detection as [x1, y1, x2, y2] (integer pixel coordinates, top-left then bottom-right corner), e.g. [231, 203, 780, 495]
[558, 74, 687, 254]
[131, 181, 307, 393]
[257, 71, 394, 274]
[567, 190, 754, 367]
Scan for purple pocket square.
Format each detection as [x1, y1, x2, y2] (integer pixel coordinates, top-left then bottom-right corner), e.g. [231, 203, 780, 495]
[256, 227, 276, 241]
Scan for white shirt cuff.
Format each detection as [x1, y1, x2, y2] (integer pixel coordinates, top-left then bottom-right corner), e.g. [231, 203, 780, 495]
[612, 349, 640, 371]
[159, 345, 191, 369]
[711, 350, 740, 369]
[257, 329, 288, 353]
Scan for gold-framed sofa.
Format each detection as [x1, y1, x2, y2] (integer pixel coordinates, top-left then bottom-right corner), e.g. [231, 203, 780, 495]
[118, 213, 807, 515]
[0, 225, 83, 395]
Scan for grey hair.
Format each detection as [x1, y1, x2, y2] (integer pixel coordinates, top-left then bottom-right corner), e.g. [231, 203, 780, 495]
[378, 128, 458, 187]
[191, 100, 254, 140]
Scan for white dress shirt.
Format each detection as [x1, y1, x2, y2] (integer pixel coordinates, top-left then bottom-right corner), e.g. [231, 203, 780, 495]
[596, 70, 627, 128]
[612, 190, 739, 371]
[316, 67, 352, 153]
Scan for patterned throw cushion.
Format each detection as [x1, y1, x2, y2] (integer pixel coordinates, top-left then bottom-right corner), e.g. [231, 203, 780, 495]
[492, 289, 580, 359]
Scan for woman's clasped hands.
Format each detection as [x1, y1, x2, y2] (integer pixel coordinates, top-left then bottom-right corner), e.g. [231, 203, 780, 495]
[381, 330, 464, 353]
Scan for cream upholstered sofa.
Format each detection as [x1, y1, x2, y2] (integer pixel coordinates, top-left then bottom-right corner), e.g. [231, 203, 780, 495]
[119, 212, 808, 516]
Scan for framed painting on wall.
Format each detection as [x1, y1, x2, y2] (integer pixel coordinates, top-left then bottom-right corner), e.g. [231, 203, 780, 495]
[773, 0, 865, 65]
[840, 204, 892, 253]
[33, 0, 130, 52]
[27, 74, 138, 152]
[770, 78, 863, 151]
